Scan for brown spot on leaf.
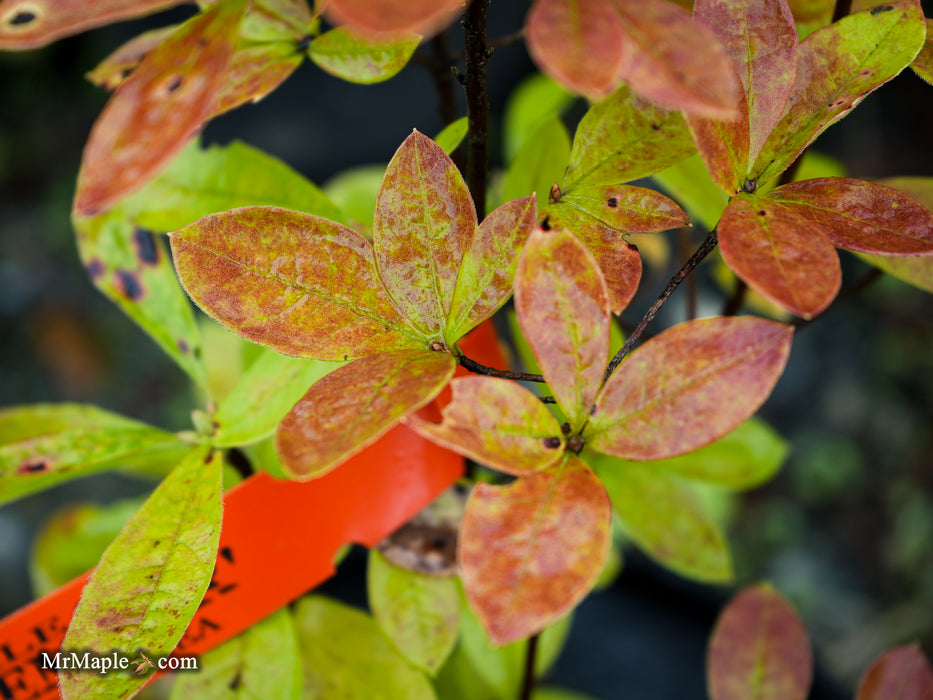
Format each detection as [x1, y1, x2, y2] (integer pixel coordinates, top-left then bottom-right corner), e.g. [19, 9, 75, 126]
[229, 671, 242, 691]
[607, 197, 619, 208]
[627, 242, 639, 252]
[18, 460, 50, 474]
[540, 216, 551, 231]
[758, 210, 767, 216]
[165, 75, 183, 93]
[220, 546, 234, 563]
[651, 123, 661, 131]
[567, 435, 585, 453]
[133, 227, 159, 265]
[85, 258, 105, 279]
[116, 270, 144, 300]
[153, 540, 161, 548]
[7, 10, 37, 26]
[560, 422, 571, 435]
[870, 4, 893, 14]
[542, 436, 562, 449]
[177, 339, 190, 354]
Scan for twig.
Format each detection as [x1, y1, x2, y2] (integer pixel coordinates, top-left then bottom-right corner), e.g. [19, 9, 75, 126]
[519, 633, 540, 700]
[721, 278, 747, 316]
[680, 228, 698, 321]
[411, 32, 459, 127]
[462, 0, 491, 216]
[459, 355, 547, 383]
[604, 231, 719, 382]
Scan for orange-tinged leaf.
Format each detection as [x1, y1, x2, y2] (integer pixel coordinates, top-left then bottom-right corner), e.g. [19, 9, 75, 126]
[718, 194, 841, 318]
[612, 0, 741, 119]
[0, 0, 186, 49]
[694, 0, 798, 166]
[324, 0, 462, 38]
[445, 195, 537, 344]
[525, 0, 628, 99]
[212, 42, 303, 117]
[73, 1, 246, 217]
[374, 130, 477, 339]
[407, 376, 565, 477]
[856, 644, 933, 700]
[556, 184, 689, 236]
[171, 206, 423, 360]
[276, 350, 455, 479]
[515, 228, 610, 431]
[685, 88, 750, 195]
[589, 316, 793, 460]
[459, 455, 611, 645]
[85, 25, 176, 91]
[752, 0, 927, 186]
[912, 18, 933, 84]
[767, 177, 933, 255]
[707, 583, 812, 700]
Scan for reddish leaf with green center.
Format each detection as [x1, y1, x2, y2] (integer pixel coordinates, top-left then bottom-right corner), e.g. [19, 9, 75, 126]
[276, 350, 456, 479]
[718, 195, 841, 319]
[0, 0, 186, 49]
[407, 376, 565, 477]
[324, 0, 463, 38]
[707, 583, 812, 700]
[856, 644, 933, 700]
[588, 316, 793, 460]
[459, 455, 611, 645]
[515, 228, 610, 432]
[73, 1, 247, 217]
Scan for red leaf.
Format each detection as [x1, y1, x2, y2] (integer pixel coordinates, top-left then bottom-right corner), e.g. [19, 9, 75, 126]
[685, 89, 751, 195]
[170, 206, 422, 360]
[856, 644, 933, 700]
[767, 177, 933, 255]
[707, 583, 812, 700]
[73, 1, 246, 217]
[407, 376, 565, 477]
[718, 195, 841, 318]
[459, 456, 611, 645]
[85, 26, 177, 91]
[515, 228, 610, 431]
[277, 350, 455, 479]
[324, 0, 463, 37]
[588, 317, 793, 460]
[0, 0, 186, 50]
[526, 0, 628, 100]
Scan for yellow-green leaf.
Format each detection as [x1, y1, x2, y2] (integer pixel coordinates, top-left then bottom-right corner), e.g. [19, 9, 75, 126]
[309, 26, 420, 84]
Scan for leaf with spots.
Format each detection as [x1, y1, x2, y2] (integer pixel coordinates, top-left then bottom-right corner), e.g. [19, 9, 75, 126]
[373, 130, 477, 339]
[515, 228, 610, 432]
[60, 447, 223, 700]
[459, 455, 611, 646]
[309, 26, 420, 84]
[323, 0, 462, 38]
[293, 595, 436, 699]
[588, 316, 793, 460]
[85, 25, 177, 91]
[211, 40, 304, 117]
[590, 454, 732, 582]
[367, 548, 461, 676]
[276, 350, 456, 479]
[171, 206, 422, 361]
[75, 210, 208, 389]
[766, 177, 933, 255]
[751, 1, 927, 187]
[0, 0, 186, 50]
[856, 644, 933, 700]
[0, 404, 189, 505]
[911, 18, 933, 84]
[445, 194, 537, 343]
[169, 607, 302, 700]
[718, 194, 841, 318]
[407, 376, 566, 477]
[73, 0, 247, 217]
[707, 583, 812, 700]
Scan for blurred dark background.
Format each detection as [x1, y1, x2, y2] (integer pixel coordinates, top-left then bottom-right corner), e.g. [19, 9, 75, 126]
[1, 2, 933, 698]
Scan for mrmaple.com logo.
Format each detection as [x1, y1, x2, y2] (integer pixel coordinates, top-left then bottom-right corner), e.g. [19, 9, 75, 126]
[40, 650, 198, 675]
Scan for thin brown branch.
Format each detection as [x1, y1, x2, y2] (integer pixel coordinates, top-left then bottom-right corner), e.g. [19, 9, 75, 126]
[462, 0, 491, 216]
[604, 231, 719, 382]
[721, 278, 748, 316]
[459, 355, 547, 383]
[519, 633, 540, 700]
[679, 228, 698, 321]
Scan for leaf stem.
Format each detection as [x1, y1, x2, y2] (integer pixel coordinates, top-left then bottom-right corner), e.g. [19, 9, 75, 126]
[519, 632, 540, 700]
[680, 228, 698, 321]
[459, 354, 547, 383]
[462, 0, 491, 216]
[603, 231, 719, 382]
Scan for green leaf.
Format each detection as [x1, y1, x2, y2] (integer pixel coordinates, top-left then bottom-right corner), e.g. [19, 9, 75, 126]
[73, 0, 247, 216]
[652, 153, 729, 230]
[212, 41, 303, 117]
[367, 549, 460, 676]
[445, 195, 537, 343]
[534, 689, 601, 700]
[212, 349, 344, 447]
[0, 404, 189, 505]
[636, 417, 788, 490]
[752, 0, 927, 186]
[856, 643, 933, 700]
[374, 130, 477, 337]
[434, 116, 469, 155]
[293, 595, 437, 699]
[30, 497, 143, 597]
[707, 583, 812, 700]
[515, 228, 610, 431]
[60, 448, 223, 700]
[589, 316, 794, 460]
[501, 115, 571, 209]
[309, 26, 420, 84]
[459, 456, 611, 645]
[239, 0, 315, 42]
[591, 454, 733, 582]
[276, 350, 455, 479]
[171, 206, 423, 360]
[74, 210, 207, 389]
[910, 18, 933, 84]
[408, 376, 566, 476]
[124, 139, 346, 232]
[169, 608, 302, 700]
[502, 73, 575, 160]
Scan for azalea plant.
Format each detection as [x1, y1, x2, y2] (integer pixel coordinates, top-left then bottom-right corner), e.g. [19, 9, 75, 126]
[1, 0, 932, 698]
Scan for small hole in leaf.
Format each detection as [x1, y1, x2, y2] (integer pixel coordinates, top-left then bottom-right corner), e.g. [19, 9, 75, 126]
[166, 75, 183, 93]
[627, 242, 639, 252]
[542, 437, 561, 449]
[133, 227, 159, 265]
[430, 535, 447, 549]
[870, 4, 893, 14]
[758, 210, 767, 216]
[651, 123, 661, 131]
[607, 197, 619, 208]
[540, 216, 551, 231]
[116, 270, 144, 301]
[18, 460, 49, 474]
[85, 258, 105, 279]
[7, 10, 36, 26]
[177, 339, 190, 354]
